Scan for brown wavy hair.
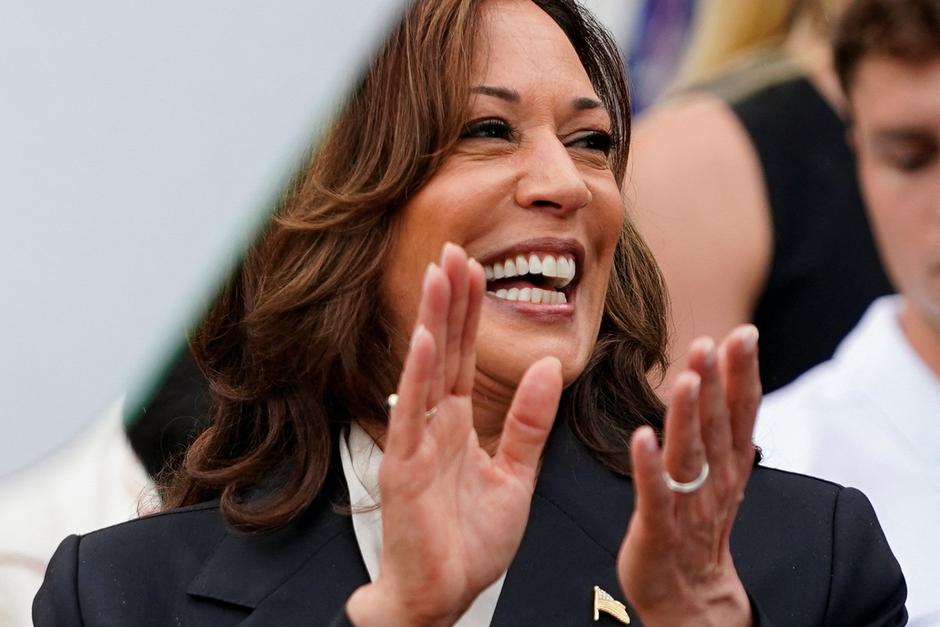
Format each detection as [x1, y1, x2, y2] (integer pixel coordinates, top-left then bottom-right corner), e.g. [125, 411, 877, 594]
[162, 0, 668, 532]
[834, 0, 940, 95]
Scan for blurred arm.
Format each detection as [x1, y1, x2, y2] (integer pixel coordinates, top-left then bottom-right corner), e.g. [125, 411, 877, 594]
[626, 94, 772, 396]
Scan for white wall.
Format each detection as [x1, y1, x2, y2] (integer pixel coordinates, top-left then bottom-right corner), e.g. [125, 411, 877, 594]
[0, 0, 405, 477]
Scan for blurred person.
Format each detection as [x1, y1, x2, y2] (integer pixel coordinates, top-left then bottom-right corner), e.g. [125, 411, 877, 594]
[629, 0, 894, 395]
[0, 399, 156, 627]
[34, 1, 906, 625]
[0, 348, 207, 626]
[757, 0, 940, 623]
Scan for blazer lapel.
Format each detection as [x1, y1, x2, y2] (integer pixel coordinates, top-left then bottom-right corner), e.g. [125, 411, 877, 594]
[184, 423, 638, 626]
[491, 421, 640, 626]
[186, 476, 370, 626]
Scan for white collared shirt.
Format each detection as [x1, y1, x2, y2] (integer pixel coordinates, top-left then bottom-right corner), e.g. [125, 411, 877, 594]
[339, 421, 506, 626]
[756, 296, 940, 626]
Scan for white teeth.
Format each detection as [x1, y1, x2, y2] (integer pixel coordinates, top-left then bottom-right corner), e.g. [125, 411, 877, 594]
[487, 286, 569, 305]
[528, 254, 542, 274]
[542, 255, 557, 277]
[481, 253, 577, 292]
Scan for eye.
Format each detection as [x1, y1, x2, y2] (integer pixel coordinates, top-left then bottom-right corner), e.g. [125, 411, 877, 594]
[890, 148, 937, 172]
[876, 135, 938, 173]
[461, 118, 513, 141]
[566, 130, 613, 156]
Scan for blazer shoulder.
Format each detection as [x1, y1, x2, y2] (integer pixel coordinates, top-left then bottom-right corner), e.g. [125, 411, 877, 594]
[735, 466, 907, 625]
[748, 463, 844, 494]
[34, 501, 230, 626]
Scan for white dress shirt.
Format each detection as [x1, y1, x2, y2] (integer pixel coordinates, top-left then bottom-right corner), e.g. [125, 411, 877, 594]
[339, 421, 506, 626]
[756, 296, 940, 626]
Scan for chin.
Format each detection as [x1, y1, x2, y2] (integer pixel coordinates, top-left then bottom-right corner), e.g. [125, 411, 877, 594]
[477, 331, 591, 387]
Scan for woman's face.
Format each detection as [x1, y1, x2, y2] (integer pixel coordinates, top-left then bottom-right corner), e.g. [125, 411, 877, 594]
[383, 0, 624, 393]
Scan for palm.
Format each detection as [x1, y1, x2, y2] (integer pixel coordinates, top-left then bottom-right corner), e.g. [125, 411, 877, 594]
[372, 244, 561, 626]
[616, 329, 761, 626]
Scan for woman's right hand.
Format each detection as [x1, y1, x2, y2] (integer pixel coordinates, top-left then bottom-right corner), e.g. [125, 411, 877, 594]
[346, 243, 563, 627]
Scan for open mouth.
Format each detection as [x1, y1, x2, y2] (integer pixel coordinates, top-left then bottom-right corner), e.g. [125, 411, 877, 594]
[482, 252, 578, 305]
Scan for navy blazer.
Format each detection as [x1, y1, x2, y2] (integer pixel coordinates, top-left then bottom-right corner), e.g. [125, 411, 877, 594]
[34, 422, 907, 626]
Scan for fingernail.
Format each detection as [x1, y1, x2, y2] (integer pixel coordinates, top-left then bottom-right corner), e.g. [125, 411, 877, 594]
[411, 324, 427, 347]
[441, 241, 458, 264]
[423, 263, 436, 289]
[687, 372, 701, 402]
[694, 337, 716, 367]
[739, 325, 759, 355]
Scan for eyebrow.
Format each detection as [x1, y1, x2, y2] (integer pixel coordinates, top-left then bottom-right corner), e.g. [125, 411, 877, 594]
[873, 128, 935, 143]
[470, 84, 605, 111]
[471, 85, 520, 102]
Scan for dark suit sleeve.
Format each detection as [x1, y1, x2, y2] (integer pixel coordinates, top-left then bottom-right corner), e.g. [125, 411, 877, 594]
[33, 534, 85, 627]
[824, 487, 907, 625]
[328, 609, 356, 627]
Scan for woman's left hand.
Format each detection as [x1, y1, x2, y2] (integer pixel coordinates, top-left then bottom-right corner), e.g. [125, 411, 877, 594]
[617, 326, 761, 627]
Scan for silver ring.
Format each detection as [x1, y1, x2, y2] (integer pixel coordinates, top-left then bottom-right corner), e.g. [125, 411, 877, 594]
[663, 461, 709, 494]
[386, 394, 437, 419]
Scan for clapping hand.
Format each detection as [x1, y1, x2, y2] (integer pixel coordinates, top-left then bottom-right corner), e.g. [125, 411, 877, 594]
[347, 243, 563, 627]
[618, 328, 762, 627]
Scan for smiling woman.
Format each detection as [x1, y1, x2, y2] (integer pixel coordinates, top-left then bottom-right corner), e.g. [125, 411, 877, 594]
[34, 1, 907, 626]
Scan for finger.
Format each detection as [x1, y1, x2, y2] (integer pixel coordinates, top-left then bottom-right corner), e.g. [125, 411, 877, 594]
[494, 356, 562, 479]
[385, 325, 435, 459]
[687, 336, 733, 468]
[414, 263, 450, 406]
[439, 243, 469, 393]
[629, 426, 674, 531]
[454, 258, 485, 396]
[720, 324, 761, 467]
[661, 370, 705, 484]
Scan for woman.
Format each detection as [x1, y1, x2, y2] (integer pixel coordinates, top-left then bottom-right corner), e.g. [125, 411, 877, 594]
[35, 0, 905, 625]
[630, 0, 893, 396]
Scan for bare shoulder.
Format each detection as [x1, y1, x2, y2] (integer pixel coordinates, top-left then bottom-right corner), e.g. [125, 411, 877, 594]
[627, 94, 773, 381]
[627, 92, 770, 260]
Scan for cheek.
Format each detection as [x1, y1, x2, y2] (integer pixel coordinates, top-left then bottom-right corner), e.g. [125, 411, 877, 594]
[860, 163, 927, 291]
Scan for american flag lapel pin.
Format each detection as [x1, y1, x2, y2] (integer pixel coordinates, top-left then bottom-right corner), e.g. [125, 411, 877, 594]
[593, 585, 630, 624]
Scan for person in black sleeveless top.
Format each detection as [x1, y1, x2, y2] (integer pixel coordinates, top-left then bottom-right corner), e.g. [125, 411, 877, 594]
[629, 3, 893, 395]
[731, 73, 893, 392]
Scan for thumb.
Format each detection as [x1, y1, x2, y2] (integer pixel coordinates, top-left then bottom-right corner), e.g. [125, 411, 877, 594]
[494, 356, 563, 479]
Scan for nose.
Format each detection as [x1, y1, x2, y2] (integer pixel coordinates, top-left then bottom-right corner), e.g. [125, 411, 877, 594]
[514, 133, 592, 213]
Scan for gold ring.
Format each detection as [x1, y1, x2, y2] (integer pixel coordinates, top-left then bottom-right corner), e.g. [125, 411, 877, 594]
[386, 394, 437, 420]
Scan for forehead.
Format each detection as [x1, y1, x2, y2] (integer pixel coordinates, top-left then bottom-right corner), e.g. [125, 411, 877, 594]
[472, 0, 597, 96]
[852, 56, 940, 128]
